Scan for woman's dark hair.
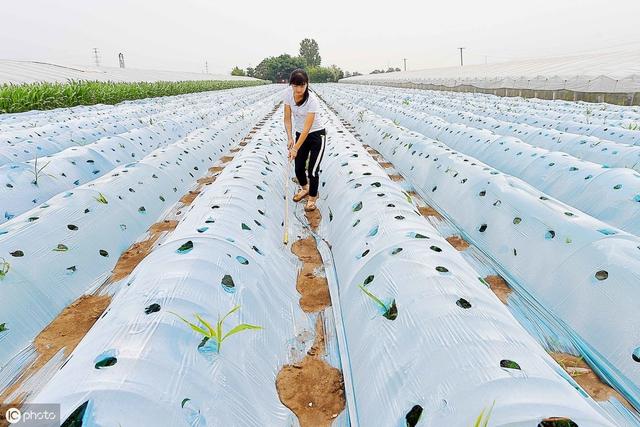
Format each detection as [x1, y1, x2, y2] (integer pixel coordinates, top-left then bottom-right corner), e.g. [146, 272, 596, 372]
[289, 68, 309, 106]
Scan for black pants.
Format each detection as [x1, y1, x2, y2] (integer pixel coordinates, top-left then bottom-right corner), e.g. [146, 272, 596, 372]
[294, 128, 326, 197]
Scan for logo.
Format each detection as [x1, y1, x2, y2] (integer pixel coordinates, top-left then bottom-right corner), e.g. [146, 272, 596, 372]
[5, 407, 21, 424]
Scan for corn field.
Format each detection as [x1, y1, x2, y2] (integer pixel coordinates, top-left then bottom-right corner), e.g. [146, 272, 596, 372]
[0, 79, 268, 114]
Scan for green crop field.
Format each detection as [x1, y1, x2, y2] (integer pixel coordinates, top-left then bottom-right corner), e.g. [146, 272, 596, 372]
[0, 79, 268, 114]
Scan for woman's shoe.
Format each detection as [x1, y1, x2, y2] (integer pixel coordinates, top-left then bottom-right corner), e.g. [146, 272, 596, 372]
[293, 188, 309, 202]
[304, 198, 317, 211]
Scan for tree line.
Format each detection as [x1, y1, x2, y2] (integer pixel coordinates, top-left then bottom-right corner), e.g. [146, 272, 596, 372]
[230, 39, 364, 83]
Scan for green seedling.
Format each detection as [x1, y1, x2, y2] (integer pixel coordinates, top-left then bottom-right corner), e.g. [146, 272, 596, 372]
[0, 257, 9, 280]
[473, 401, 495, 427]
[170, 305, 262, 354]
[358, 284, 397, 320]
[29, 156, 55, 186]
[0, 323, 7, 333]
[95, 193, 108, 204]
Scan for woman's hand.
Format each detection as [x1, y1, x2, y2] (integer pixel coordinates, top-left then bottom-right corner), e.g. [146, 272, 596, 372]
[287, 137, 294, 149]
[288, 146, 298, 161]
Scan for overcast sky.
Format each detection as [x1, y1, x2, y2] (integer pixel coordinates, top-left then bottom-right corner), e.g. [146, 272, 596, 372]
[2, 0, 639, 75]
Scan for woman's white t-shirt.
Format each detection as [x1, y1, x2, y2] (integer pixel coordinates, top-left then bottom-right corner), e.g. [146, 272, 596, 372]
[283, 86, 326, 133]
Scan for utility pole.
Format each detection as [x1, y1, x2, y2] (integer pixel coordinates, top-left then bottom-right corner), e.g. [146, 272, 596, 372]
[92, 48, 100, 68]
[402, 58, 407, 71]
[458, 47, 465, 67]
[118, 53, 125, 69]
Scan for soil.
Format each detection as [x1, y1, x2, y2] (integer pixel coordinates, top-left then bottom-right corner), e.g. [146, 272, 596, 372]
[388, 174, 403, 182]
[276, 315, 345, 427]
[276, 193, 345, 427]
[291, 237, 330, 313]
[550, 352, 636, 411]
[0, 294, 111, 405]
[483, 275, 512, 305]
[380, 162, 394, 169]
[446, 235, 470, 251]
[179, 190, 200, 204]
[196, 175, 216, 185]
[418, 205, 444, 219]
[306, 209, 322, 232]
[109, 220, 178, 283]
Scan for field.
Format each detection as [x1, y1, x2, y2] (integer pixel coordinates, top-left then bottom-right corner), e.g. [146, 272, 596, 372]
[1, 82, 639, 426]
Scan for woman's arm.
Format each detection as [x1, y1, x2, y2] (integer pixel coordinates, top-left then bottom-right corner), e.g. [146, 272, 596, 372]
[284, 104, 294, 148]
[289, 112, 315, 159]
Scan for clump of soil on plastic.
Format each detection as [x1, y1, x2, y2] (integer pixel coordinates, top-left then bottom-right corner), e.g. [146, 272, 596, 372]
[550, 352, 636, 411]
[380, 162, 394, 169]
[220, 155, 234, 163]
[418, 205, 443, 219]
[0, 294, 110, 405]
[276, 316, 345, 427]
[179, 190, 200, 204]
[483, 275, 512, 304]
[388, 174, 403, 182]
[365, 146, 381, 156]
[291, 237, 330, 313]
[446, 235, 470, 251]
[306, 209, 322, 232]
[197, 175, 216, 185]
[208, 166, 224, 174]
[109, 220, 178, 282]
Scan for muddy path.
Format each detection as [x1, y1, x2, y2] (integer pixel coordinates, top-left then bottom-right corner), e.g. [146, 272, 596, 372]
[276, 201, 346, 427]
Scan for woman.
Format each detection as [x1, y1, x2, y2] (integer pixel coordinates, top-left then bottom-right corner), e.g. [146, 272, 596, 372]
[284, 68, 327, 211]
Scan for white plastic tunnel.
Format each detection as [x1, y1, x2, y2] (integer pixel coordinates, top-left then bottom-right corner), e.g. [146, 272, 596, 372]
[0, 92, 279, 369]
[316, 86, 640, 411]
[32, 114, 306, 426]
[312, 106, 614, 426]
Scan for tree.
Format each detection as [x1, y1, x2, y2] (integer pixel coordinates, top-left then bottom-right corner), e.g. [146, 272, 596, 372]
[328, 64, 344, 81]
[231, 66, 246, 76]
[246, 67, 255, 78]
[254, 54, 307, 82]
[299, 38, 321, 67]
[306, 65, 345, 83]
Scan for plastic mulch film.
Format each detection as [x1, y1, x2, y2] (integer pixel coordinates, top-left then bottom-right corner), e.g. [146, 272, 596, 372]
[0, 87, 279, 222]
[327, 85, 640, 237]
[0, 90, 279, 369]
[0, 85, 278, 166]
[345, 86, 640, 171]
[32, 114, 305, 426]
[311, 104, 614, 426]
[317, 85, 640, 412]
[333, 83, 640, 146]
